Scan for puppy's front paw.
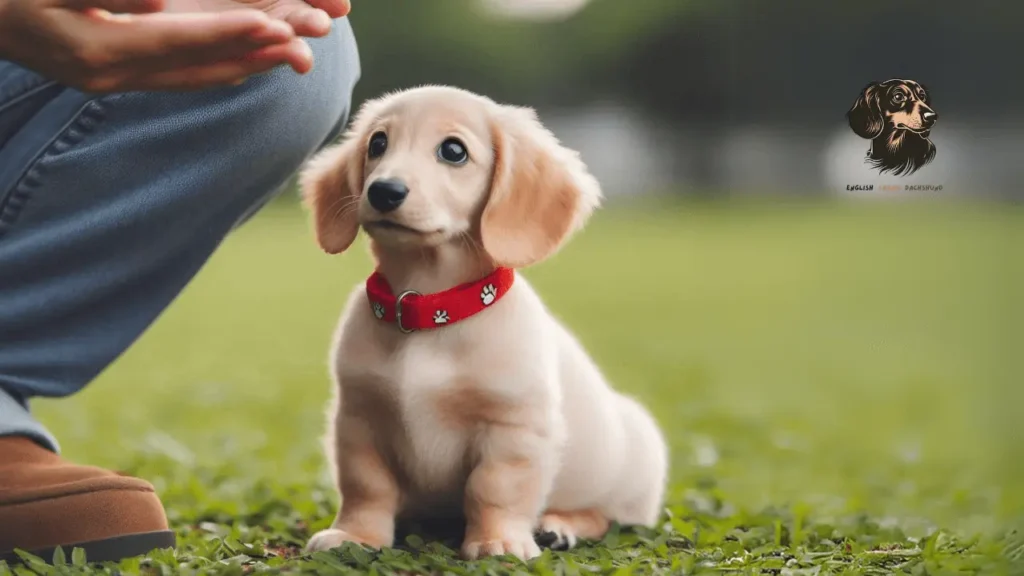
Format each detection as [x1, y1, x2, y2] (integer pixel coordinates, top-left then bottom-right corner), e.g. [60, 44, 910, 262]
[305, 528, 368, 553]
[461, 532, 541, 561]
[535, 515, 577, 551]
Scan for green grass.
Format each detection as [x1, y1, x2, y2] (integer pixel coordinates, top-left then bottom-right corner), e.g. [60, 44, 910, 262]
[5, 196, 1023, 575]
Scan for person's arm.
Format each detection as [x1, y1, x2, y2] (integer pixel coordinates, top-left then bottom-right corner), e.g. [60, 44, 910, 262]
[0, 0, 347, 92]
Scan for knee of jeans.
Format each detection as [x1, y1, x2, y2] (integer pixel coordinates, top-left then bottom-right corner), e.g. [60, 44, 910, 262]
[207, 20, 360, 205]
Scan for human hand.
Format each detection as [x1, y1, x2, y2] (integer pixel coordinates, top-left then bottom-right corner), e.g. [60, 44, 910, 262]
[0, 0, 350, 93]
[164, 0, 350, 38]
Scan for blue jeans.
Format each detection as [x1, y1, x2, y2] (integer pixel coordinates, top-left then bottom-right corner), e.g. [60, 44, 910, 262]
[0, 21, 359, 452]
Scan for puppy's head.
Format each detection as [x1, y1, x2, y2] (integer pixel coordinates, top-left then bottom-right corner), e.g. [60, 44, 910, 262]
[300, 85, 601, 269]
[847, 79, 938, 139]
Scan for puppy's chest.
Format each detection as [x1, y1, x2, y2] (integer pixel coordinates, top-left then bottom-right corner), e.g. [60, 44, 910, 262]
[342, 346, 496, 495]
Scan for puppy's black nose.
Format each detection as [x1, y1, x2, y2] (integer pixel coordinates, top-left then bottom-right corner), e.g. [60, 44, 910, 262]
[367, 178, 409, 213]
[922, 111, 938, 126]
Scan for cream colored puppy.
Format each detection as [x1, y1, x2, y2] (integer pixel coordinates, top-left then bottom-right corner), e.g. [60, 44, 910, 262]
[301, 85, 668, 561]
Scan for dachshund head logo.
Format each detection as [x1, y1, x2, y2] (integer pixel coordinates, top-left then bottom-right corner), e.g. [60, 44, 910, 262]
[847, 79, 938, 176]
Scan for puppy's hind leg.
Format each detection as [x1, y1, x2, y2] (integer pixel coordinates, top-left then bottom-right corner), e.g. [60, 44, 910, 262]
[535, 509, 610, 551]
[606, 394, 668, 528]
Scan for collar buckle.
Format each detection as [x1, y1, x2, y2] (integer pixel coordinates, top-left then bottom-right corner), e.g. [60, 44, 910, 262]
[394, 290, 421, 334]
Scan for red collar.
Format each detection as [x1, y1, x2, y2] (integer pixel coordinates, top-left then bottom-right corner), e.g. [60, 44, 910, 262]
[365, 268, 515, 333]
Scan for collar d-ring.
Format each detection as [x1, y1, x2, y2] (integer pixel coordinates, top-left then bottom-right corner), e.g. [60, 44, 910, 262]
[394, 290, 422, 334]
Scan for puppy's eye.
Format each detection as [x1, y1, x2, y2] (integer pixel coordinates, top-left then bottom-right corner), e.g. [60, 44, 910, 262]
[368, 131, 388, 159]
[437, 138, 469, 165]
[892, 92, 905, 102]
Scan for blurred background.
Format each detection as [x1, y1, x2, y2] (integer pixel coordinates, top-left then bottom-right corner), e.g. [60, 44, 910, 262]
[38, 0, 1023, 558]
[343, 0, 1024, 199]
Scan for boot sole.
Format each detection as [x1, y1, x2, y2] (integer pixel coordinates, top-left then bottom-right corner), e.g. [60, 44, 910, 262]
[0, 529, 175, 565]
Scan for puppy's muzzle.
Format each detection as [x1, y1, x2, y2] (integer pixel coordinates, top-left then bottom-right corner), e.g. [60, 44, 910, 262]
[368, 178, 409, 213]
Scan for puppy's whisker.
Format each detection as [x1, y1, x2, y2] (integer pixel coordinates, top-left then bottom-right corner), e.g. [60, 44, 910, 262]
[323, 193, 354, 217]
[459, 231, 485, 260]
[335, 206, 359, 223]
[335, 197, 360, 216]
[331, 198, 361, 222]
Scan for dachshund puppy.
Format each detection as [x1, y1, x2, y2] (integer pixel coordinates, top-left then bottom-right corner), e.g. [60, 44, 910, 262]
[300, 85, 668, 561]
[847, 79, 938, 176]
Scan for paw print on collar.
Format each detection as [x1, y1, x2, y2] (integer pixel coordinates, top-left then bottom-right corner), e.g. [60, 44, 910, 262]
[433, 310, 449, 324]
[480, 283, 497, 306]
[372, 302, 385, 319]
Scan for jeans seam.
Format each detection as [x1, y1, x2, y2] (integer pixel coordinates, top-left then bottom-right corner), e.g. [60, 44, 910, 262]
[0, 96, 114, 239]
[0, 80, 58, 117]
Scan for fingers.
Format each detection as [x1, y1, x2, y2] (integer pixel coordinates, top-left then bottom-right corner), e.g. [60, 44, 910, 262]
[98, 10, 289, 57]
[277, 6, 331, 37]
[73, 10, 305, 74]
[67, 0, 164, 14]
[64, 10, 316, 92]
[300, 0, 349, 19]
[89, 38, 313, 92]
[123, 15, 302, 70]
[57, 5, 324, 92]
[157, 35, 314, 75]
[248, 37, 314, 74]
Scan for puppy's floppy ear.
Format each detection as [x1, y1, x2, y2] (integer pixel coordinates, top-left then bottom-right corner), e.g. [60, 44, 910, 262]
[481, 105, 602, 269]
[299, 98, 385, 254]
[846, 81, 884, 139]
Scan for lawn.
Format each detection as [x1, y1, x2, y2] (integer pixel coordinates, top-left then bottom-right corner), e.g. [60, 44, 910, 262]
[7, 196, 1023, 575]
